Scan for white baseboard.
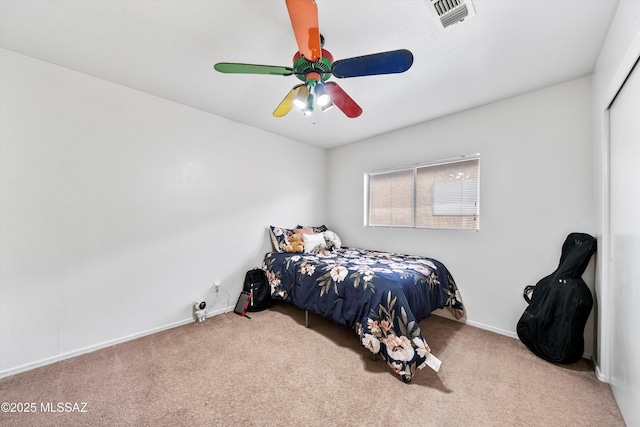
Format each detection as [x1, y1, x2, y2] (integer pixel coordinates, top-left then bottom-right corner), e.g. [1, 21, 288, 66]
[0, 305, 233, 380]
[465, 319, 519, 339]
[3, 307, 596, 379]
[461, 318, 593, 361]
[594, 362, 609, 383]
[206, 305, 233, 318]
[431, 310, 518, 338]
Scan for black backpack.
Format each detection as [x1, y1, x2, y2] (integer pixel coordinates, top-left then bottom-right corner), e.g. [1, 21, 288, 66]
[243, 268, 270, 312]
[516, 233, 596, 364]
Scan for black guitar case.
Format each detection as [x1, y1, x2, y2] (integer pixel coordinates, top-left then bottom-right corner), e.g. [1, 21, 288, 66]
[516, 233, 596, 364]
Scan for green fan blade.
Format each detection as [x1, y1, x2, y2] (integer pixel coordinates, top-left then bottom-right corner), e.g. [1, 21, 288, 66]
[214, 62, 293, 76]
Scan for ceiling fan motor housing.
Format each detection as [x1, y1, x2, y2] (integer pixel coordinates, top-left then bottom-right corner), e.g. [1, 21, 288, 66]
[293, 48, 334, 84]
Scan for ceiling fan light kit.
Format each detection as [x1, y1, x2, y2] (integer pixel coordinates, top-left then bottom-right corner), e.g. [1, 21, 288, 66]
[315, 84, 330, 107]
[292, 85, 309, 109]
[214, 0, 414, 120]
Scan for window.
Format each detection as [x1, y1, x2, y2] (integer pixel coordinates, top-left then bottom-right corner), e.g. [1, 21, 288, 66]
[365, 154, 479, 230]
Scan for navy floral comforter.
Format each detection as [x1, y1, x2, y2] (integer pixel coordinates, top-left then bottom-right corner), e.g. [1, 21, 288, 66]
[263, 248, 465, 382]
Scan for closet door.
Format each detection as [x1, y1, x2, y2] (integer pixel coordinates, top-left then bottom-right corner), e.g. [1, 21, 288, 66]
[608, 58, 640, 424]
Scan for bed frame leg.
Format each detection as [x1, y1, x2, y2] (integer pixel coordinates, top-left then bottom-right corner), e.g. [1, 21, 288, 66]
[305, 310, 309, 328]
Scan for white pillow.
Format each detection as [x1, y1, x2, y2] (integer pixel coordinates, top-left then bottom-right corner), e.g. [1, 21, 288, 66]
[303, 233, 326, 253]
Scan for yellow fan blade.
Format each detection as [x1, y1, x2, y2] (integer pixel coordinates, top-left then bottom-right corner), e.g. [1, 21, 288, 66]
[273, 85, 303, 117]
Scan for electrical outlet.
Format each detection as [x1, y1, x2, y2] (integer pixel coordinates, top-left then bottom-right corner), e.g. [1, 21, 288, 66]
[214, 280, 221, 293]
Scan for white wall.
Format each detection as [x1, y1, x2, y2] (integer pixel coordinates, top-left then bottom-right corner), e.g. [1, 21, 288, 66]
[326, 77, 595, 348]
[0, 48, 326, 377]
[591, 1, 640, 424]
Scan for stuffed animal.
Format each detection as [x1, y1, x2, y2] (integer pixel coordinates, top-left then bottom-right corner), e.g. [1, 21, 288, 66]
[285, 233, 304, 253]
[323, 230, 342, 251]
[310, 244, 327, 255]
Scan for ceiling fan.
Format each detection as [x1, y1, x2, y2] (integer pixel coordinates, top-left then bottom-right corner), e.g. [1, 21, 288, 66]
[214, 0, 414, 119]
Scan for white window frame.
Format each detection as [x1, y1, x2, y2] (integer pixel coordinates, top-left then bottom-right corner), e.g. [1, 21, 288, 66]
[364, 154, 480, 231]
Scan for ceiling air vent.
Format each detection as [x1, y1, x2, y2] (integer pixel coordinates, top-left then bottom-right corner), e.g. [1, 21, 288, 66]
[428, 0, 475, 29]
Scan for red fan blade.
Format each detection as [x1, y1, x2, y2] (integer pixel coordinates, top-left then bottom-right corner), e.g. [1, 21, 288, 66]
[286, 0, 321, 62]
[324, 82, 362, 118]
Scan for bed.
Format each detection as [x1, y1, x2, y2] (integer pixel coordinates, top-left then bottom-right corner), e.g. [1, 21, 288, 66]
[262, 239, 465, 382]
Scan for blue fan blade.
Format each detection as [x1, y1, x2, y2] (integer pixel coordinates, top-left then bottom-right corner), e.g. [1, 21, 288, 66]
[332, 49, 414, 78]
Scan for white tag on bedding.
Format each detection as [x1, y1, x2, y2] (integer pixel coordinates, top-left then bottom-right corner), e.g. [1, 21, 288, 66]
[425, 353, 442, 372]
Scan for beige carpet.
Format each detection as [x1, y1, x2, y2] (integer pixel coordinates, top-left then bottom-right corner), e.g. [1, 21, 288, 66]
[0, 302, 625, 426]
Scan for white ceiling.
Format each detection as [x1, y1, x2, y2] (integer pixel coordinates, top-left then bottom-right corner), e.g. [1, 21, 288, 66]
[0, 0, 619, 149]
